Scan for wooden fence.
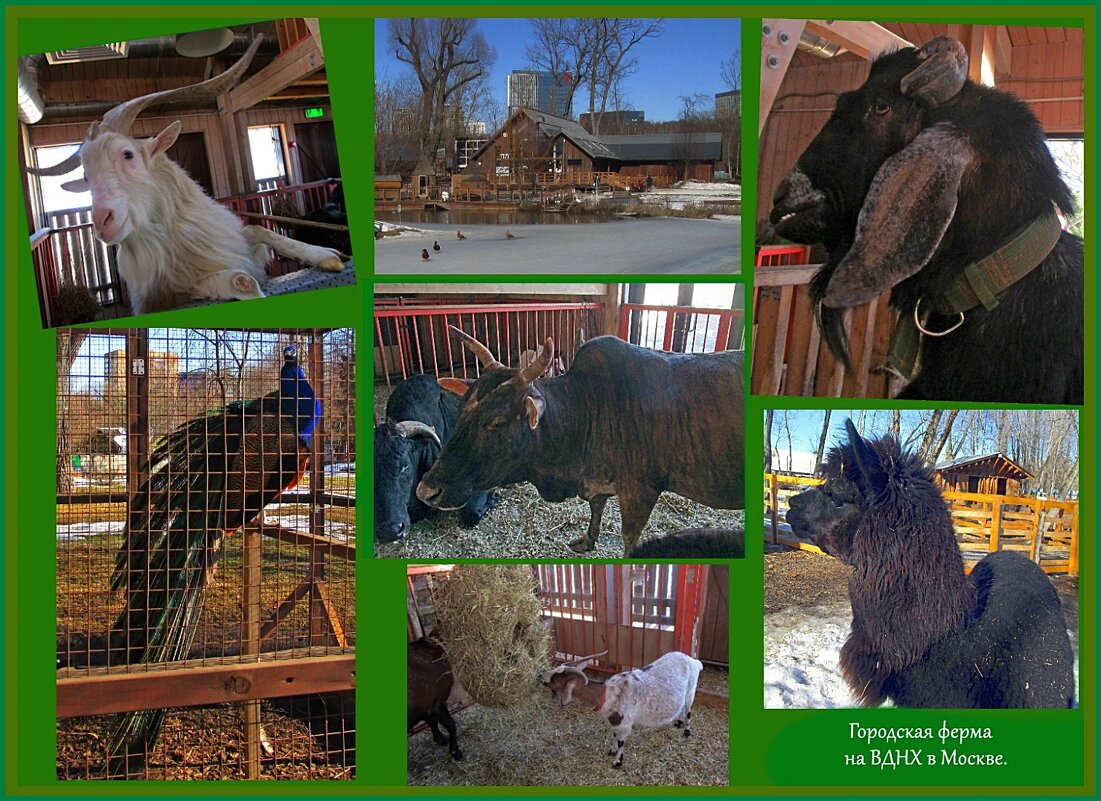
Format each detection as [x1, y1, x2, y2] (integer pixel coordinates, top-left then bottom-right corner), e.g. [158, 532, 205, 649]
[753, 254, 901, 399]
[765, 473, 1079, 576]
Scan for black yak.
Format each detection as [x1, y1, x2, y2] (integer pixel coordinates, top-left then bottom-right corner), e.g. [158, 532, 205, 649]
[770, 36, 1082, 404]
[786, 420, 1075, 708]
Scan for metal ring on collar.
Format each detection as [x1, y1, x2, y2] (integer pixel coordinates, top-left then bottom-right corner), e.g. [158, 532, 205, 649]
[914, 297, 965, 337]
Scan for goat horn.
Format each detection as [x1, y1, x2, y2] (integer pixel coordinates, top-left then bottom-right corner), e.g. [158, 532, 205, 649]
[901, 36, 968, 107]
[395, 420, 441, 446]
[103, 35, 264, 136]
[519, 337, 555, 384]
[449, 325, 503, 370]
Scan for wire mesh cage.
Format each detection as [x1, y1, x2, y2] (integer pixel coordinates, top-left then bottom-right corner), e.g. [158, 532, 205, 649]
[55, 327, 355, 780]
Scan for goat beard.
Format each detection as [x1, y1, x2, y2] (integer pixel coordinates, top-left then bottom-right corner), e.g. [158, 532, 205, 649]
[810, 266, 853, 370]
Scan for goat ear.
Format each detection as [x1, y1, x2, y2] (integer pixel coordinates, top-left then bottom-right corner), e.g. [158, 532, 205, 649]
[149, 121, 183, 157]
[902, 37, 968, 107]
[60, 178, 89, 193]
[438, 377, 474, 397]
[822, 124, 974, 308]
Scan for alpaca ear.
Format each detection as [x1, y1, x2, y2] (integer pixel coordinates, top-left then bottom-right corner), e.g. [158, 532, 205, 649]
[822, 123, 975, 308]
[844, 419, 882, 495]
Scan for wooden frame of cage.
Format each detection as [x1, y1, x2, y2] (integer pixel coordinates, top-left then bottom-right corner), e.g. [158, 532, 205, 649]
[56, 327, 356, 779]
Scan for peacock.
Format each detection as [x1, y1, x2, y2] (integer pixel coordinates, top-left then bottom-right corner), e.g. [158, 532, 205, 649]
[106, 344, 321, 775]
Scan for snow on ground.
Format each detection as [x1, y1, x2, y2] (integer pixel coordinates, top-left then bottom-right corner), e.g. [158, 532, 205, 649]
[765, 601, 858, 709]
[57, 521, 123, 541]
[765, 601, 1081, 709]
[267, 515, 355, 542]
[633, 180, 741, 211]
[374, 215, 740, 275]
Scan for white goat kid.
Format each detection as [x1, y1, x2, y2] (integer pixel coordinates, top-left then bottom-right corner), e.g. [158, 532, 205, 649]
[543, 650, 703, 768]
[28, 36, 346, 316]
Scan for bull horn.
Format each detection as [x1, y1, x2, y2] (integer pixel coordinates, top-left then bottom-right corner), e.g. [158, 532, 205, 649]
[395, 420, 441, 446]
[26, 35, 264, 177]
[519, 337, 555, 384]
[448, 324, 503, 370]
[900, 36, 967, 108]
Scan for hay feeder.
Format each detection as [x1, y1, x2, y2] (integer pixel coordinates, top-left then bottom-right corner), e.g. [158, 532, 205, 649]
[432, 565, 550, 708]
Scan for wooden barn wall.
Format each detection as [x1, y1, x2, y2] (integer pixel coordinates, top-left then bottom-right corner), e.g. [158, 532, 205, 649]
[758, 53, 870, 226]
[999, 38, 1084, 133]
[24, 103, 334, 199]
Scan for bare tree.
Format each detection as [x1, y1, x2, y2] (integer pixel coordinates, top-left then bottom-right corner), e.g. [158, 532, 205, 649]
[813, 410, 832, 476]
[56, 330, 90, 492]
[588, 19, 664, 134]
[388, 19, 496, 170]
[764, 409, 774, 474]
[673, 93, 710, 181]
[717, 51, 742, 179]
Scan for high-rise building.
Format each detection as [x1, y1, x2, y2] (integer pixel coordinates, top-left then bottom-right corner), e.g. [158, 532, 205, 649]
[715, 89, 741, 116]
[507, 70, 572, 117]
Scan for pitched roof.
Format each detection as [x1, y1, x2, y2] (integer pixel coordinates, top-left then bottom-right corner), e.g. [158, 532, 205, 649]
[934, 452, 1033, 479]
[602, 133, 722, 162]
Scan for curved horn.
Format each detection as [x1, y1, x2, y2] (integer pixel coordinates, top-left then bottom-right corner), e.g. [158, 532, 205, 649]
[448, 325, 503, 370]
[25, 36, 264, 179]
[519, 337, 555, 384]
[901, 36, 968, 108]
[394, 420, 441, 446]
[102, 35, 263, 136]
[541, 664, 589, 684]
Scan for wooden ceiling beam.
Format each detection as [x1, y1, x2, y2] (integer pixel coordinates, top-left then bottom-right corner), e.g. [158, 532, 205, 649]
[228, 33, 325, 112]
[803, 20, 912, 60]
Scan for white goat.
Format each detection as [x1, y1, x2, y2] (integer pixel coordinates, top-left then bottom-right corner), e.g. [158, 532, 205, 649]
[27, 36, 347, 316]
[543, 650, 703, 768]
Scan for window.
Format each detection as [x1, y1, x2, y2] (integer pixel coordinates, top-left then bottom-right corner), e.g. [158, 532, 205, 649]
[247, 125, 288, 186]
[34, 144, 91, 214]
[537, 564, 595, 620]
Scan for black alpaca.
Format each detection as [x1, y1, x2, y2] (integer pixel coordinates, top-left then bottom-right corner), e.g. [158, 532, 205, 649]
[787, 420, 1075, 708]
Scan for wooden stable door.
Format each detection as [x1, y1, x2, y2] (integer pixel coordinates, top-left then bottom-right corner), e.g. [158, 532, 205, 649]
[536, 563, 709, 672]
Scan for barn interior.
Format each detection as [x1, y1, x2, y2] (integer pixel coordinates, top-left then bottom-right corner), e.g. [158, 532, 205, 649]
[373, 283, 747, 559]
[18, 18, 354, 327]
[407, 564, 730, 786]
[753, 21, 1084, 398]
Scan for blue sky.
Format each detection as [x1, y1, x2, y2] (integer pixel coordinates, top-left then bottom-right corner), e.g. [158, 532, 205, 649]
[374, 17, 741, 124]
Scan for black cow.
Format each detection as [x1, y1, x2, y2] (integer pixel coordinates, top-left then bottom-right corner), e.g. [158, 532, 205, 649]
[416, 327, 744, 554]
[374, 374, 495, 543]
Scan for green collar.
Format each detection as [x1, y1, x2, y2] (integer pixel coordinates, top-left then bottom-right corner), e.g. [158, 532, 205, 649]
[887, 209, 1063, 381]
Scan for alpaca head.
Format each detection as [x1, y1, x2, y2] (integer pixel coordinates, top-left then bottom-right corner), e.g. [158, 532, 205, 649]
[787, 419, 949, 561]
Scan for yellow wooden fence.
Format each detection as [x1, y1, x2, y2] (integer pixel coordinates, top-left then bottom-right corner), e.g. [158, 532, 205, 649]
[765, 474, 1079, 576]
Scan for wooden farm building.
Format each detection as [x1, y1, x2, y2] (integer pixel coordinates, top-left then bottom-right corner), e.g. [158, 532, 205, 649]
[462, 107, 722, 188]
[753, 21, 1084, 398]
[18, 18, 349, 326]
[934, 453, 1033, 496]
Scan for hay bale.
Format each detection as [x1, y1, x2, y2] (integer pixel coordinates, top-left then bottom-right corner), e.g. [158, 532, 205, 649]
[432, 565, 549, 708]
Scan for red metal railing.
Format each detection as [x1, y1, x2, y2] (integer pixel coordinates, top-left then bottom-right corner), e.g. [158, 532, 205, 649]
[618, 303, 744, 353]
[756, 244, 810, 267]
[31, 181, 342, 325]
[373, 302, 604, 386]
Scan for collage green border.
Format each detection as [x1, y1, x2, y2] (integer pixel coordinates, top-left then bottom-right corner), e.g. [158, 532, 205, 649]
[1, 1, 1095, 797]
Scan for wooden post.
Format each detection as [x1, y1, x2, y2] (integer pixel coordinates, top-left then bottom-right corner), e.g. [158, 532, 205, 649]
[769, 473, 780, 545]
[242, 520, 262, 778]
[989, 496, 1002, 553]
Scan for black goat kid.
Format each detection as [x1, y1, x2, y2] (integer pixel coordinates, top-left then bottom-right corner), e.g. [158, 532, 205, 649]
[771, 36, 1082, 404]
[786, 420, 1075, 709]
